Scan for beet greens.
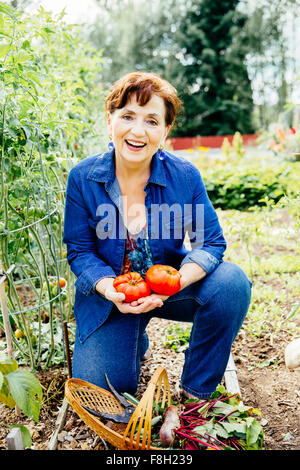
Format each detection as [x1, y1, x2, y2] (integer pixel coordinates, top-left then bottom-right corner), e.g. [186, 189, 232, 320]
[174, 385, 264, 450]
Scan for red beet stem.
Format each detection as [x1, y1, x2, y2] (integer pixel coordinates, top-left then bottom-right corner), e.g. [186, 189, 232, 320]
[197, 393, 239, 417]
[185, 441, 200, 450]
[230, 438, 245, 450]
[204, 432, 234, 449]
[178, 419, 208, 430]
[181, 393, 238, 418]
[175, 430, 222, 450]
[230, 439, 241, 450]
[218, 409, 237, 422]
[181, 403, 208, 416]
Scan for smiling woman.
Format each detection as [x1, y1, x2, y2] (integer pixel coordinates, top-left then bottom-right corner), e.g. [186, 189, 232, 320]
[63, 71, 252, 400]
[107, 94, 170, 172]
[104, 72, 182, 234]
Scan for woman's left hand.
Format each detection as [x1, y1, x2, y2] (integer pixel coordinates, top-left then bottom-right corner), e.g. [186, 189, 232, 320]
[129, 292, 169, 309]
[128, 270, 194, 309]
[129, 274, 189, 308]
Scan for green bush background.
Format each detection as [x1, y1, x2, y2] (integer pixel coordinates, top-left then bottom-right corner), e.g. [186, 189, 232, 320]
[200, 160, 300, 210]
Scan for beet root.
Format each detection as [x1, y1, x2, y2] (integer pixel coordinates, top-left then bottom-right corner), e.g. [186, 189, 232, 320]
[159, 405, 180, 448]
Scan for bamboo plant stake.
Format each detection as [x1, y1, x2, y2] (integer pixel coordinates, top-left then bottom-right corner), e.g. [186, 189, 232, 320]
[0, 260, 20, 415]
[0, 260, 15, 359]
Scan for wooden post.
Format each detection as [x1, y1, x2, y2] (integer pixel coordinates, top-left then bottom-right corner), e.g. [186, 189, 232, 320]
[48, 397, 69, 450]
[0, 261, 20, 416]
[224, 353, 242, 397]
[0, 262, 15, 359]
[6, 427, 24, 450]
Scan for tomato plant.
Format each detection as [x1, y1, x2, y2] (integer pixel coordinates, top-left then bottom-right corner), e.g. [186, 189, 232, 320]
[0, 3, 106, 370]
[0, 353, 43, 423]
[145, 265, 181, 296]
[113, 272, 151, 302]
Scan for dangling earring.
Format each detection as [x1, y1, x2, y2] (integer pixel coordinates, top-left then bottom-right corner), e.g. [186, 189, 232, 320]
[158, 144, 166, 160]
[108, 137, 114, 151]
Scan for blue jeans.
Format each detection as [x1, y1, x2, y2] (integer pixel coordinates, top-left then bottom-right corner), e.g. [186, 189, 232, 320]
[72, 262, 252, 399]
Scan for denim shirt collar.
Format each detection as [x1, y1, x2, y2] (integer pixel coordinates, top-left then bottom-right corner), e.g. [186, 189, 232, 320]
[87, 148, 167, 191]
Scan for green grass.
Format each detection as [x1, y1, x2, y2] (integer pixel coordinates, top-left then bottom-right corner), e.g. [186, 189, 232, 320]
[163, 204, 300, 348]
[219, 207, 300, 338]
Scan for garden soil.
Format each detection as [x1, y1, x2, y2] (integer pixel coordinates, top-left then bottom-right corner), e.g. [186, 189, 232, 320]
[0, 317, 299, 451]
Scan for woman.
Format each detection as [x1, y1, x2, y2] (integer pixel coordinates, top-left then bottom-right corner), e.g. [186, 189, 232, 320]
[63, 71, 252, 399]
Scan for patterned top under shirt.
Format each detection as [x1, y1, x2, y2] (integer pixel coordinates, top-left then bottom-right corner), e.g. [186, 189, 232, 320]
[120, 224, 154, 279]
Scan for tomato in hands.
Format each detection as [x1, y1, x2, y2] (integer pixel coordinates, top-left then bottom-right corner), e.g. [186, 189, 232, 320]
[113, 265, 181, 304]
[113, 272, 151, 303]
[145, 265, 181, 296]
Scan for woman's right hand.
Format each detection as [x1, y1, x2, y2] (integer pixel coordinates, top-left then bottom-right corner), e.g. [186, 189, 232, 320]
[95, 277, 163, 314]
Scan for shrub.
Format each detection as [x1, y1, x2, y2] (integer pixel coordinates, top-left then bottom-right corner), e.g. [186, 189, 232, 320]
[200, 161, 300, 210]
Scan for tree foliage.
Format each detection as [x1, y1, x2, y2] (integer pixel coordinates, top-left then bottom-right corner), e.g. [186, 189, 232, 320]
[91, 0, 254, 136]
[239, 0, 300, 129]
[90, 0, 299, 136]
[168, 0, 255, 136]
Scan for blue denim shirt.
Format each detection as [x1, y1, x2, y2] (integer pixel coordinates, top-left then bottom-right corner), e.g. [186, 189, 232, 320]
[63, 148, 226, 343]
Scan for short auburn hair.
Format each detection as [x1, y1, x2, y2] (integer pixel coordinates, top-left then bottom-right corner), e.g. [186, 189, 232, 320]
[105, 71, 182, 127]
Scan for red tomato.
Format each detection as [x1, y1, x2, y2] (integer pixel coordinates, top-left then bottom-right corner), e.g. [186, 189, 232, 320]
[54, 277, 67, 288]
[145, 265, 181, 296]
[113, 272, 151, 303]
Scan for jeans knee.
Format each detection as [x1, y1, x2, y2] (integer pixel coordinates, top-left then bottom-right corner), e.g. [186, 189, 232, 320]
[205, 262, 252, 323]
[218, 262, 251, 297]
[72, 336, 140, 394]
[111, 373, 139, 395]
[73, 360, 139, 394]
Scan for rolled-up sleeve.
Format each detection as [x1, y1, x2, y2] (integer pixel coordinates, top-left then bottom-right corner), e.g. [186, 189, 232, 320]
[63, 168, 116, 296]
[180, 163, 226, 274]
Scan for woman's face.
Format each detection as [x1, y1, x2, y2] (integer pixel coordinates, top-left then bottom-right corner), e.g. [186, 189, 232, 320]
[107, 93, 170, 169]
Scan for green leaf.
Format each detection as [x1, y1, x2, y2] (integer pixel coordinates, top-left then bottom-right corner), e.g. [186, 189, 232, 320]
[227, 394, 242, 407]
[0, 376, 15, 409]
[214, 422, 231, 439]
[9, 424, 32, 449]
[0, 32, 13, 40]
[286, 303, 300, 320]
[0, 355, 18, 374]
[43, 27, 55, 34]
[220, 420, 247, 438]
[210, 384, 227, 399]
[0, 4, 17, 20]
[0, 43, 9, 58]
[6, 370, 43, 422]
[210, 400, 237, 416]
[21, 40, 30, 50]
[194, 419, 218, 438]
[245, 417, 264, 447]
[216, 384, 226, 394]
[195, 420, 229, 440]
